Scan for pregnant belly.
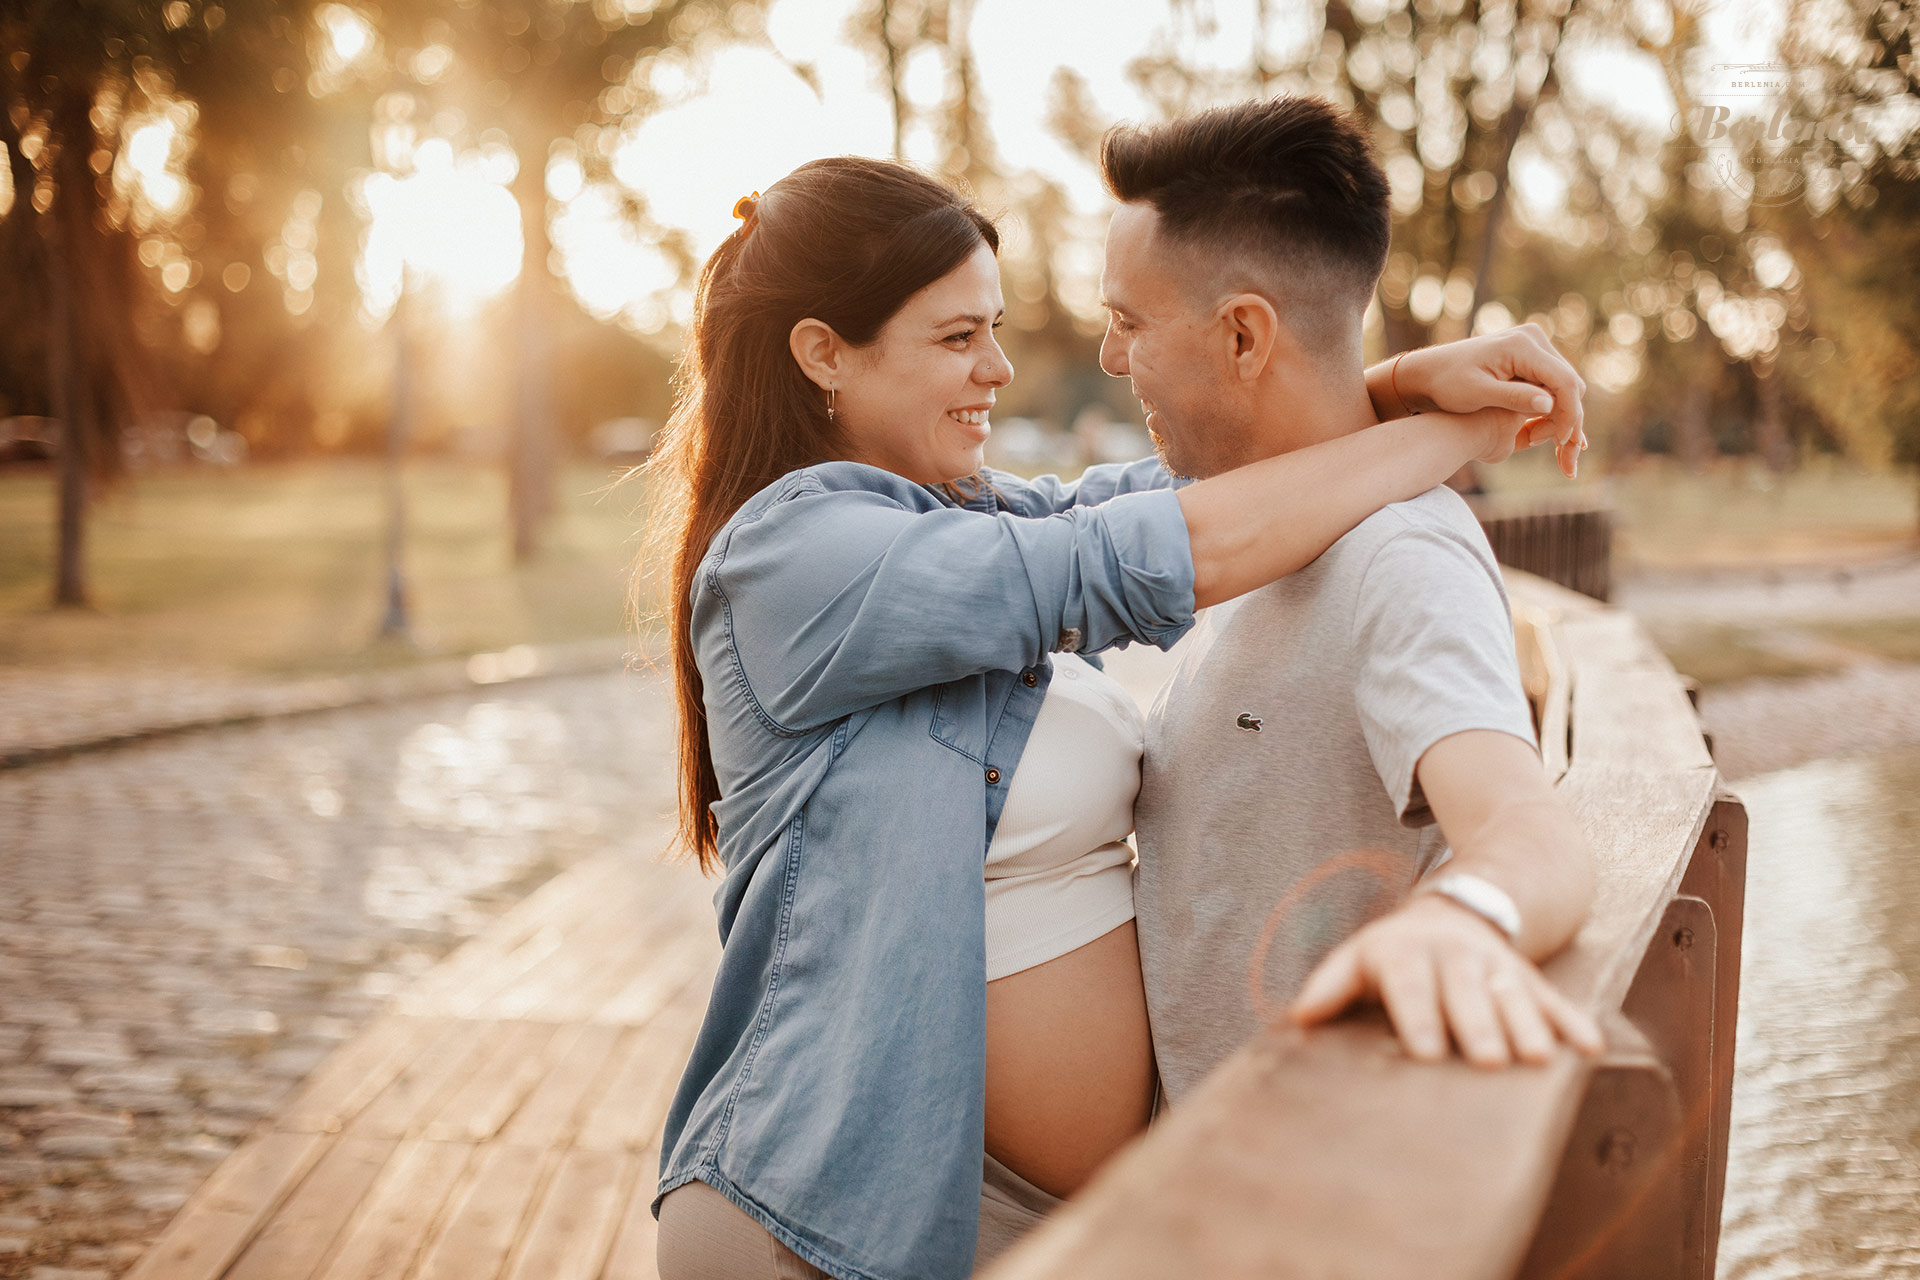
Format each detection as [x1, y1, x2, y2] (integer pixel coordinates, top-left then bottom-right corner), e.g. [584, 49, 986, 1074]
[984, 919, 1157, 1198]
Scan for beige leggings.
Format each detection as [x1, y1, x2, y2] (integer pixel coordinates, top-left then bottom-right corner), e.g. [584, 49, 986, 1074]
[656, 1157, 1061, 1280]
[656, 1181, 827, 1280]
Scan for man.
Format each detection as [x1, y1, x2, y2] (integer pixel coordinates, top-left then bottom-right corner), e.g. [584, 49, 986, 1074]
[1104, 96, 1604, 1100]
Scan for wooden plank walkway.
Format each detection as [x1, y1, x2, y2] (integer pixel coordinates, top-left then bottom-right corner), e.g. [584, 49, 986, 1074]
[119, 644, 1188, 1280]
[126, 851, 719, 1280]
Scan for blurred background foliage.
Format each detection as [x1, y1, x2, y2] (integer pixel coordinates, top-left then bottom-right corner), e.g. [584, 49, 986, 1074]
[1, 0, 1917, 662]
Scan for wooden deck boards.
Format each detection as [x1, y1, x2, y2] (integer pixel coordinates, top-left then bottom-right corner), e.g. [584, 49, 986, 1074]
[131, 851, 718, 1280]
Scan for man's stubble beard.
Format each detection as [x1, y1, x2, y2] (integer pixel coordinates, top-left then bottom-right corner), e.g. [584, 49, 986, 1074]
[1149, 401, 1250, 482]
[1148, 427, 1196, 481]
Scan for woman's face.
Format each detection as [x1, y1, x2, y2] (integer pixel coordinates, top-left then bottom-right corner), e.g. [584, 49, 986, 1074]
[834, 242, 1014, 486]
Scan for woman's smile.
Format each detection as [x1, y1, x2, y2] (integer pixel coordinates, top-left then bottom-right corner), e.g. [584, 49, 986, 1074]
[827, 242, 1014, 484]
[948, 405, 993, 437]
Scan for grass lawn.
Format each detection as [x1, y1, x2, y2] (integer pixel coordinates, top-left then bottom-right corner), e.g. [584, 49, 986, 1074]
[1483, 451, 1919, 570]
[1804, 617, 1920, 665]
[3, 452, 1914, 682]
[1642, 625, 1841, 688]
[1647, 617, 1920, 688]
[0, 459, 653, 676]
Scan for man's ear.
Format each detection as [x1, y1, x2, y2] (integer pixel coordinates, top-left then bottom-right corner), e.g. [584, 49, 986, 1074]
[1217, 293, 1282, 382]
[789, 318, 847, 392]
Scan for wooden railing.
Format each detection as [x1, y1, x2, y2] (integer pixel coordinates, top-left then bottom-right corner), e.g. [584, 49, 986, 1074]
[1470, 492, 1614, 602]
[985, 570, 1746, 1280]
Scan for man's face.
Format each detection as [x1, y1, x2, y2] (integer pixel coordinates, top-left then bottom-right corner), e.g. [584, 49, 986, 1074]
[1098, 202, 1245, 479]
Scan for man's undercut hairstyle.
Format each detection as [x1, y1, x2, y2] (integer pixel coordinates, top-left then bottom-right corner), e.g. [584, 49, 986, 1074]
[1102, 96, 1391, 356]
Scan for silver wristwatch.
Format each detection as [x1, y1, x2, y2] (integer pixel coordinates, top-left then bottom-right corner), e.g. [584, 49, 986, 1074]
[1424, 872, 1522, 946]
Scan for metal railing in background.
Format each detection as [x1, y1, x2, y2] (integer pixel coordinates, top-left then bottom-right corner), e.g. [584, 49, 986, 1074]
[1471, 492, 1615, 602]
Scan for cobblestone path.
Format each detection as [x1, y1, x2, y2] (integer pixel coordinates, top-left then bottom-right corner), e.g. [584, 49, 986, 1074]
[0, 639, 629, 767]
[0, 671, 679, 1280]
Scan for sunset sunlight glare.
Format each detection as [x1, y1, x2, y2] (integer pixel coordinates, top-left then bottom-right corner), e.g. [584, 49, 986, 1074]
[355, 136, 523, 323]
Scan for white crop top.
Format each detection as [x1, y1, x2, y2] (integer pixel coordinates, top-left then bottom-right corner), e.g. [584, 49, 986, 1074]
[984, 652, 1144, 981]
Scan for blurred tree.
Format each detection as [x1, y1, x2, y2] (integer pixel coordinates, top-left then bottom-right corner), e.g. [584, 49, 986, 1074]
[1770, 0, 1920, 484]
[862, 0, 910, 159]
[1121, 0, 1898, 475]
[2, 0, 784, 613]
[0, 0, 194, 606]
[1550, 0, 1745, 469]
[389, 0, 768, 559]
[1529, 0, 1920, 476]
[1134, 0, 1589, 354]
[168, 2, 367, 456]
[258, 0, 768, 559]
[849, 0, 992, 185]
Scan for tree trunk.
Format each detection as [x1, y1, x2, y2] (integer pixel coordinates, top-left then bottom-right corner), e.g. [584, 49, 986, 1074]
[31, 80, 148, 611]
[45, 103, 94, 610]
[1752, 360, 1794, 473]
[1380, 303, 1425, 357]
[48, 235, 89, 609]
[1673, 360, 1715, 471]
[1467, 95, 1537, 324]
[1467, 12, 1573, 322]
[944, 0, 988, 184]
[878, 0, 906, 160]
[509, 163, 556, 563]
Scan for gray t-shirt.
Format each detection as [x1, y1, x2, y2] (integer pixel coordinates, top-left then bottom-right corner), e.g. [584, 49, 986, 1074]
[1133, 485, 1537, 1102]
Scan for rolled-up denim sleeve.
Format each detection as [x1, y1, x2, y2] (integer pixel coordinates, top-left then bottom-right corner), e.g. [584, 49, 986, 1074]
[703, 481, 1196, 733]
[993, 455, 1186, 516]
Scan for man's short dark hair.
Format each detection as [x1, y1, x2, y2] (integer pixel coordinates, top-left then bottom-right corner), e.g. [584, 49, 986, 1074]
[1101, 96, 1391, 345]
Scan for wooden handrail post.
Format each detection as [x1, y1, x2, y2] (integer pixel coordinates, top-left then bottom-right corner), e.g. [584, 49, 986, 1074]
[1677, 795, 1749, 1267]
[1516, 1020, 1686, 1280]
[1624, 894, 1719, 1275]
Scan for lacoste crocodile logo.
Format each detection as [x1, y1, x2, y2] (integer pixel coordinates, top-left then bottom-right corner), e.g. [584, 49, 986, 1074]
[1236, 712, 1263, 732]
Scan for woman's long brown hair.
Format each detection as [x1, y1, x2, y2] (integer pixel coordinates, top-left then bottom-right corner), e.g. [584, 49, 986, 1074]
[637, 158, 999, 873]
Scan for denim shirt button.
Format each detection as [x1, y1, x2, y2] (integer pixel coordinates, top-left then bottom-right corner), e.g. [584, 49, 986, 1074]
[1021, 670, 1038, 687]
[985, 767, 1002, 784]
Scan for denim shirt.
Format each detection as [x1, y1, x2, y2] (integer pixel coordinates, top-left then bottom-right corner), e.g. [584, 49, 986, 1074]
[655, 456, 1195, 1280]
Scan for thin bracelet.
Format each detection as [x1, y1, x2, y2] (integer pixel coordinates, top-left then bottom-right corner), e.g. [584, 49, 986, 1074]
[1388, 349, 1414, 417]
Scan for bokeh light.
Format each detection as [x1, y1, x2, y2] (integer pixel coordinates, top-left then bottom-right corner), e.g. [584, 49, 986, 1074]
[550, 181, 681, 334]
[113, 102, 195, 229]
[354, 138, 524, 323]
[312, 4, 380, 96]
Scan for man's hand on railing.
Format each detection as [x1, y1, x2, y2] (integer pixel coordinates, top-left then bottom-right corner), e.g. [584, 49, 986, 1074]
[1287, 894, 1605, 1067]
[1284, 730, 1604, 1066]
[1365, 323, 1589, 478]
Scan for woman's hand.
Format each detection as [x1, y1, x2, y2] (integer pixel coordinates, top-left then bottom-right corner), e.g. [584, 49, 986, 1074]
[1369, 325, 1588, 478]
[1288, 893, 1605, 1068]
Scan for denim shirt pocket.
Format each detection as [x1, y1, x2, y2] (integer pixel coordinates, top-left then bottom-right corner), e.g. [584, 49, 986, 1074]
[928, 678, 989, 764]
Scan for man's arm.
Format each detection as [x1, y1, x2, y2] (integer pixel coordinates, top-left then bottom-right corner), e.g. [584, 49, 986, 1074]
[1289, 729, 1603, 1067]
[1414, 730, 1594, 959]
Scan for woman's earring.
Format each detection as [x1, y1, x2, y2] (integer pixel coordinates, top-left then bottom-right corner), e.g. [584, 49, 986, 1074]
[827, 387, 836, 422]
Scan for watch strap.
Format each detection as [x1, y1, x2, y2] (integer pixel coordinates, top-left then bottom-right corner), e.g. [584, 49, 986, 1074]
[1424, 872, 1522, 946]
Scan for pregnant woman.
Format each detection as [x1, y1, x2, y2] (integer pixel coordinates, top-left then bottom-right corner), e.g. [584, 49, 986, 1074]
[642, 154, 1582, 1280]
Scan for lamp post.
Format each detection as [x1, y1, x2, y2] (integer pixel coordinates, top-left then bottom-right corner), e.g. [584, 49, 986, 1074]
[371, 100, 418, 643]
[381, 283, 414, 639]
[361, 87, 524, 643]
